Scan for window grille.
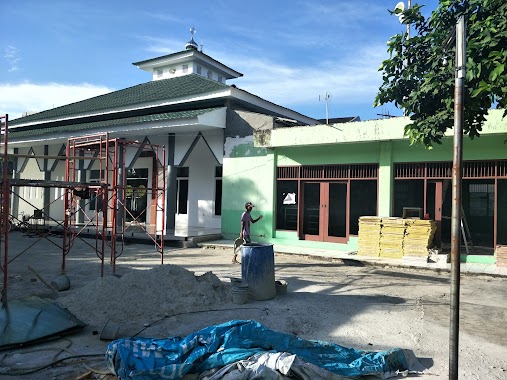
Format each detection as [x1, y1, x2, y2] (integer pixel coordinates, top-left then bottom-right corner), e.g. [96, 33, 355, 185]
[350, 164, 378, 179]
[463, 160, 496, 178]
[395, 160, 506, 179]
[498, 160, 507, 178]
[324, 165, 348, 179]
[301, 166, 323, 179]
[277, 166, 299, 179]
[278, 164, 378, 180]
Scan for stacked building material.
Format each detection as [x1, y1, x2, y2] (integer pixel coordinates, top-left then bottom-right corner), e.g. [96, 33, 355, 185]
[357, 216, 382, 256]
[496, 245, 507, 267]
[379, 218, 407, 258]
[403, 219, 437, 257]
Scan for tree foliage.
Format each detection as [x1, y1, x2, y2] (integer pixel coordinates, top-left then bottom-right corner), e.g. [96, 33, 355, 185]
[374, 0, 507, 147]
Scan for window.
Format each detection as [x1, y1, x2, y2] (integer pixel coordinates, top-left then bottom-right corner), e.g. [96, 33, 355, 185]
[276, 180, 298, 230]
[89, 170, 104, 211]
[126, 168, 149, 223]
[393, 180, 424, 217]
[498, 180, 507, 245]
[214, 166, 222, 216]
[182, 64, 188, 73]
[156, 69, 163, 78]
[349, 180, 377, 235]
[197, 65, 202, 75]
[218, 75, 223, 83]
[469, 183, 494, 217]
[176, 167, 189, 214]
[0, 159, 14, 178]
[207, 69, 212, 79]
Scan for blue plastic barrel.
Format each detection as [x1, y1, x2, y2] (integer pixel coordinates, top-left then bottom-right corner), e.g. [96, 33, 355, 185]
[241, 243, 276, 300]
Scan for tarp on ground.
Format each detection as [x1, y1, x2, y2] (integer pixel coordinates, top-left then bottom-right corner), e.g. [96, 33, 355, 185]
[106, 319, 420, 380]
[0, 296, 85, 350]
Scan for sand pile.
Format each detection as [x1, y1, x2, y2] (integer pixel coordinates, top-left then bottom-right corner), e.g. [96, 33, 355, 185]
[57, 265, 232, 326]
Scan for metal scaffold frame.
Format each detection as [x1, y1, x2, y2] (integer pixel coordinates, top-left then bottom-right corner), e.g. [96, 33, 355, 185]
[1, 115, 9, 303]
[1, 116, 166, 302]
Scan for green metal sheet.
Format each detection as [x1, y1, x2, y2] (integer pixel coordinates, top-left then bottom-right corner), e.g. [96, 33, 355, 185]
[0, 296, 85, 350]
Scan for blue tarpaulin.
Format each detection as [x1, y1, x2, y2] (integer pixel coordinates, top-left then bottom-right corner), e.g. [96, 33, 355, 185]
[106, 319, 412, 379]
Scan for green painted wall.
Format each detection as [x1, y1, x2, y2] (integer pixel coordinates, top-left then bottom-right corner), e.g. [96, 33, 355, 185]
[392, 133, 507, 162]
[277, 142, 381, 165]
[221, 142, 276, 240]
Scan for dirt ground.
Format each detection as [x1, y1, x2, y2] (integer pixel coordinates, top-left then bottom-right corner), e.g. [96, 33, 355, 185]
[0, 231, 506, 380]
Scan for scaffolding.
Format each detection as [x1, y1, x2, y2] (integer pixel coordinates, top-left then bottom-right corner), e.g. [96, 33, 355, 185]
[1, 115, 166, 302]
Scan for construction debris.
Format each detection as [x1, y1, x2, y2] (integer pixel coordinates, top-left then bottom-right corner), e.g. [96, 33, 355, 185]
[57, 265, 232, 327]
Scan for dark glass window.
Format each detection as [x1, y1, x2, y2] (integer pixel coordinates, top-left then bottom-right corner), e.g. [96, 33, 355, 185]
[89, 170, 103, 211]
[214, 166, 222, 216]
[349, 180, 377, 235]
[393, 180, 424, 217]
[468, 183, 494, 217]
[276, 180, 298, 230]
[176, 167, 189, 215]
[498, 180, 507, 245]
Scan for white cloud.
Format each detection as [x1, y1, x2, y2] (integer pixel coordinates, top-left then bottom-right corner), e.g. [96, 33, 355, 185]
[4, 46, 21, 72]
[136, 35, 185, 56]
[0, 82, 113, 120]
[225, 43, 388, 109]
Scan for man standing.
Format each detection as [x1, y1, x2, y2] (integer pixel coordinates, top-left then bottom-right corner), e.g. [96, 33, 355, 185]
[232, 201, 263, 264]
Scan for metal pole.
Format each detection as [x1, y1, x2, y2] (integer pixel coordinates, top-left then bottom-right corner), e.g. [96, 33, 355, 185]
[449, 16, 465, 380]
[407, 0, 411, 39]
[1, 115, 9, 303]
[403, 0, 412, 117]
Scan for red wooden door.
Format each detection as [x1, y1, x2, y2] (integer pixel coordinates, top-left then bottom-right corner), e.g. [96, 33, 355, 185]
[302, 182, 348, 243]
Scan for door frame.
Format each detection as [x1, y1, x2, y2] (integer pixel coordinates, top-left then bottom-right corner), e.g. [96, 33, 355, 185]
[427, 179, 444, 247]
[301, 180, 349, 243]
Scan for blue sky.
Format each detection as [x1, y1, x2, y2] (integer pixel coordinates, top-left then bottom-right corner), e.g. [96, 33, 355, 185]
[0, 0, 440, 121]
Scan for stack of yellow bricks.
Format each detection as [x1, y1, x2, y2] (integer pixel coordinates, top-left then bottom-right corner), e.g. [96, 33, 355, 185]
[403, 219, 437, 257]
[357, 217, 437, 259]
[379, 218, 407, 258]
[357, 216, 382, 256]
[495, 245, 507, 267]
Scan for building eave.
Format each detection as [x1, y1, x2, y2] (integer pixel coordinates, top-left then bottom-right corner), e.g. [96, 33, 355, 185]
[8, 108, 227, 147]
[133, 50, 243, 79]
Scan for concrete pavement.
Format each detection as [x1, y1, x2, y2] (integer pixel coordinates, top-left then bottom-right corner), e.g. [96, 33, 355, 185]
[198, 239, 507, 277]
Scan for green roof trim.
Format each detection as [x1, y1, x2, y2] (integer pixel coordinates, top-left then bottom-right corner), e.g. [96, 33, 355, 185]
[9, 108, 220, 139]
[11, 75, 229, 125]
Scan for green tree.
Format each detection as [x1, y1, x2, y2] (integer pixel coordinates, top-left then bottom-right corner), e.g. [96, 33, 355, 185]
[374, 0, 507, 147]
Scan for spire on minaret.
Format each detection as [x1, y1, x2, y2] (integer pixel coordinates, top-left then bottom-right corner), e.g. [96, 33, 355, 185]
[185, 27, 198, 51]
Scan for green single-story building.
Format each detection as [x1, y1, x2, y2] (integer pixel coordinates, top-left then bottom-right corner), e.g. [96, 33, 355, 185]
[221, 109, 507, 264]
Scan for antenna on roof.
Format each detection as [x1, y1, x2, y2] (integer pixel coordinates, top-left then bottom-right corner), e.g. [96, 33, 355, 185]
[319, 92, 331, 124]
[377, 109, 396, 118]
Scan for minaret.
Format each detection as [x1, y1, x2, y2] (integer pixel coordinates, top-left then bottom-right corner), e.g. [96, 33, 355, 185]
[132, 27, 243, 82]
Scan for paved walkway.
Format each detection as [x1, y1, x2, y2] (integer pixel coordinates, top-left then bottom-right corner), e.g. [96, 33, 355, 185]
[199, 239, 507, 277]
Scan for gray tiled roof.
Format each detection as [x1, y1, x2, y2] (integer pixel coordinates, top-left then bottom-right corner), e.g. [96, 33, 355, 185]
[9, 108, 220, 139]
[11, 74, 229, 125]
